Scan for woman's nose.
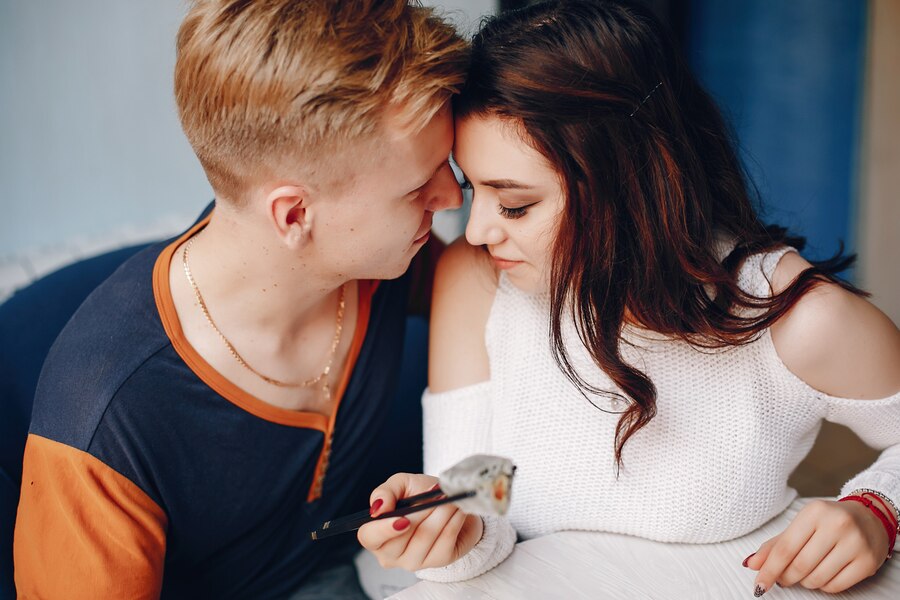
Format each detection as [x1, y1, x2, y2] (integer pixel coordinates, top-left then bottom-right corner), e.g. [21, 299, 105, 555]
[465, 195, 504, 247]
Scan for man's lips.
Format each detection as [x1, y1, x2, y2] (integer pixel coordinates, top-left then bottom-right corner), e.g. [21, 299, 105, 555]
[413, 216, 433, 243]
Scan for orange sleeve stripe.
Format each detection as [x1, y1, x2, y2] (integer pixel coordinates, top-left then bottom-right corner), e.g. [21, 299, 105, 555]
[15, 434, 167, 600]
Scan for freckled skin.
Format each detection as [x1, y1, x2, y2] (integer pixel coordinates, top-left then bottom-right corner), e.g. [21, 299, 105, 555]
[306, 105, 460, 281]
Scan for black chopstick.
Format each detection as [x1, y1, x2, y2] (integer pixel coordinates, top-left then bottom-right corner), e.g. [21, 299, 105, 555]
[310, 490, 476, 540]
[318, 487, 444, 533]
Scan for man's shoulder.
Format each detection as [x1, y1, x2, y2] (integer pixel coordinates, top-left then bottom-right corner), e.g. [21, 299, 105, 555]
[30, 242, 174, 450]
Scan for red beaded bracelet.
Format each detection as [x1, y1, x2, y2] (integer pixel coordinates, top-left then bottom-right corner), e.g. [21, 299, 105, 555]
[839, 495, 897, 559]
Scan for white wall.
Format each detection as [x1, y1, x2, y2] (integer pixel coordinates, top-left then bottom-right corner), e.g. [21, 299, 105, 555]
[0, 1, 212, 258]
[858, 0, 900, 325]
[0, 0, 495, 275]
[431, 0, 495, 35]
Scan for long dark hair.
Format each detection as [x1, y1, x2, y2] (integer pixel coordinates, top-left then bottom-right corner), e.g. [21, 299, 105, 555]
[454, 0, 864, 469]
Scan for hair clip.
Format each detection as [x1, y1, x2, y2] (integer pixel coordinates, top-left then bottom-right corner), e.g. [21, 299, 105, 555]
[629, 81, 663, 118]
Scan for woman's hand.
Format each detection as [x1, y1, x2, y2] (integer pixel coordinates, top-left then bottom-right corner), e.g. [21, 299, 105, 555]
[357, 473, 484, 571]
[744, 499, 890, 595]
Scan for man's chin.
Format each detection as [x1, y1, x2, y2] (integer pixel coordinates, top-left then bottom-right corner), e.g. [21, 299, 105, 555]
[382, 261, 414, 281]
[362, 257, 414, 282]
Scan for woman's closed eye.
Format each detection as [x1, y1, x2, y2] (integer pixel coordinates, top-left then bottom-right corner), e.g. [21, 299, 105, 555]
[498, 204, 530, 219]
[460, 174, 538, 219]
[498, 196, 541, 219]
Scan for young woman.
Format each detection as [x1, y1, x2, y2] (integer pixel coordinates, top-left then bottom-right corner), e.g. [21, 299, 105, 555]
[358, 1, 900, 595]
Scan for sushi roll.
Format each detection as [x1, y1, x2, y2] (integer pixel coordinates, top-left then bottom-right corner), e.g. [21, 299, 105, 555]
[439, 454, 516, 517]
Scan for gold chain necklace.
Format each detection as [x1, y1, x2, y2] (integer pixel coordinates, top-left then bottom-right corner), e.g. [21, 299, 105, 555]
[182, 235, 345, 398]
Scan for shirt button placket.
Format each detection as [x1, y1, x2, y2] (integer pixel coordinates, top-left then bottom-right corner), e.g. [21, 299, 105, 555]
[315, 432, 334, 497]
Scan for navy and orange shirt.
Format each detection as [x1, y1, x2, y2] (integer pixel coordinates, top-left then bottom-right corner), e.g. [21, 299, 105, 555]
[14, 215, 424, 599]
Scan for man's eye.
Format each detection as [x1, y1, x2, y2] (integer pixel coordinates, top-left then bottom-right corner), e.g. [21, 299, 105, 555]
[498, 205, 528, 219]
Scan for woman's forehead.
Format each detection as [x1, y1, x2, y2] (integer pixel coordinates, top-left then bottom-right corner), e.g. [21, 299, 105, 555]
[454, 115, 556, 179]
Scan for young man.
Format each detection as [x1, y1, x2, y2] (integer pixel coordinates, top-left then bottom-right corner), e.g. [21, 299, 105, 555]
[13, 1, 468, 597]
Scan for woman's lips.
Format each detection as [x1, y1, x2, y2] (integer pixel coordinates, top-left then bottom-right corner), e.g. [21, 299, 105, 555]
[491, 256, 523, 270]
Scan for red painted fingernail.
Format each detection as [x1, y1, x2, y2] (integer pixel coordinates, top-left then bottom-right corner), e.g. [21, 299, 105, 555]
[392, 517, 410, 531]
[370, 499, 383, 517]
[430, 483, 441, 492]
[742, 553, 755, 568]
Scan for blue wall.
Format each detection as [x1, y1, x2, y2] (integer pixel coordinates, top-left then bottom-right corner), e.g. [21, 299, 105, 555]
[688, 0, 867, 263]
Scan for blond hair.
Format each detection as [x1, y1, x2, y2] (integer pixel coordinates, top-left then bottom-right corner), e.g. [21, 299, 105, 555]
[175, 0, 469, 201]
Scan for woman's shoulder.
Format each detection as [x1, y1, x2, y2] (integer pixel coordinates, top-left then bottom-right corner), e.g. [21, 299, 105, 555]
[433, 237, 500, 317]
[769, 251, 900, 399]
[429, 237, 500, 393]
[435, 236, 498, 286]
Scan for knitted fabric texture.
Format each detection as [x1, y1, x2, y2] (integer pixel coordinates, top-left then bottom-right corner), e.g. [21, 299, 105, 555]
[418, 247, 900, 582]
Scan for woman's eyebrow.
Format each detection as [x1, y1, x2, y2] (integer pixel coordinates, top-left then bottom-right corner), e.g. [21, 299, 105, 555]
[481, 178, 534, 190]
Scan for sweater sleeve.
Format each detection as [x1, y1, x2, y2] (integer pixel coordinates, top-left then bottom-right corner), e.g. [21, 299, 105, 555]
[422, 382, 493, 476]
[828, 390, 900, 550]
[418, 383, 518, 582]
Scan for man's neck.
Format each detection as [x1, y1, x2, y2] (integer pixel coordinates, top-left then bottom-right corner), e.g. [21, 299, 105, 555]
[167, 211, 360, 414]
[186, 212, 346, 348]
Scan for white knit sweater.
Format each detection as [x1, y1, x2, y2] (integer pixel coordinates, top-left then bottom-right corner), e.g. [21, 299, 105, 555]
[417, 247, 900, 582]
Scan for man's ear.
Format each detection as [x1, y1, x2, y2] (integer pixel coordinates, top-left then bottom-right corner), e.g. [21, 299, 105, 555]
[267, 185, 313, 250]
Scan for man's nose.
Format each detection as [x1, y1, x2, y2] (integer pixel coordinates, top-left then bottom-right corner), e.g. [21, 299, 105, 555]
[424, 162, 463, 212]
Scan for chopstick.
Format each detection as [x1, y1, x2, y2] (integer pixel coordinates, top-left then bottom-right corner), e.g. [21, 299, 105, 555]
[319, 487, 443, 533]
[310, 489, 476, 540]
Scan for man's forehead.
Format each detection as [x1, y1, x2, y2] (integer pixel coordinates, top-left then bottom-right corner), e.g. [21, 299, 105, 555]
[381, 106, 452, 165]
[381, 101, 453, 141]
